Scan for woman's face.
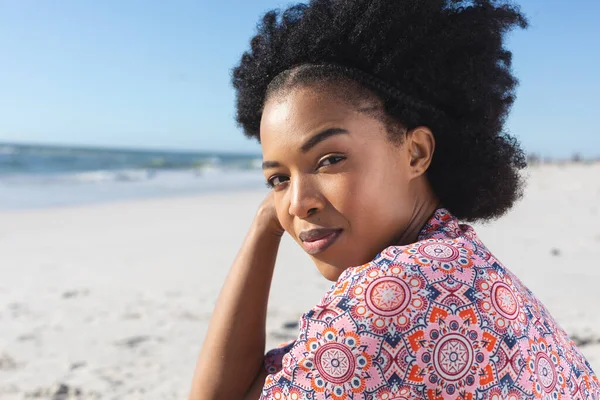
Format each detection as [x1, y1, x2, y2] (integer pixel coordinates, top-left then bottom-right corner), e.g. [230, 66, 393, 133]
[260, 84, 435, 281]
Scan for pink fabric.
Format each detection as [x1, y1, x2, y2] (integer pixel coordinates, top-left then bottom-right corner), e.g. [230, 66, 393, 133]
[261, 208, 600, 399]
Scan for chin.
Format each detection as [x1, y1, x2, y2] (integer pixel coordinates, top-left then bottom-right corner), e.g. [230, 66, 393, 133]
[312, 257, 355, 282]
[319, 267, 346, 282]
[309, 244, 378, 281]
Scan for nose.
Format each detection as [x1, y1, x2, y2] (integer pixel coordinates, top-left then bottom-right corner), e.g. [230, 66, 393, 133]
[287, 175, 323, 219]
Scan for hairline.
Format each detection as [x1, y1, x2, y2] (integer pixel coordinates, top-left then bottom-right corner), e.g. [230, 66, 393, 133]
[263, 73, 407, 144]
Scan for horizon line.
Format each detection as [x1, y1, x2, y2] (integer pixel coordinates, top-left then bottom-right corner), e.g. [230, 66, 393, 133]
[0, 140, 262, 157]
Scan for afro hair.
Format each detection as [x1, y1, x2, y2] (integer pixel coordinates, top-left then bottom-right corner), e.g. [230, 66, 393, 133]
[232, 0, 528, 222]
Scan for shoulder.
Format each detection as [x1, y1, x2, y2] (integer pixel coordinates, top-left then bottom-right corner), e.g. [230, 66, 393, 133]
[262, 237, 494, 398]
[261, 233, 600, 398]
[329, 235, 487, 310]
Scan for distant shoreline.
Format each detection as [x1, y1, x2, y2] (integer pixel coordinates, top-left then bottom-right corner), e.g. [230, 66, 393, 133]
[0, 141, 261, 158]
[0, 142, 265, 210]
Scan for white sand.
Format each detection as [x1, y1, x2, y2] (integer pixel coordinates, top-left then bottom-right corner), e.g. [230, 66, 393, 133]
[0, 163, 599, 399]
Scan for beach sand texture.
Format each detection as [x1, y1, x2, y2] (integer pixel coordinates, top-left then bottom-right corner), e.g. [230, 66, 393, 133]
[0, 163, 599, 399]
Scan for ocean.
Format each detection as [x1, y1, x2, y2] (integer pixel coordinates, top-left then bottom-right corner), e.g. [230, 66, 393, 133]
[0, 143, 266, 210]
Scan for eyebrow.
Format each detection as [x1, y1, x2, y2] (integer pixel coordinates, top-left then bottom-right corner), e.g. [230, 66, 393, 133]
[300, 127, 348, 153]
[262, 127, 349, 170]
[261, 160, 282, 170]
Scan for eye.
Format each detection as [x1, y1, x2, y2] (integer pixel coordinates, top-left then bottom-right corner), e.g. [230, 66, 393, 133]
[318, 155, 346, 168]
[266, 175, 289, 189]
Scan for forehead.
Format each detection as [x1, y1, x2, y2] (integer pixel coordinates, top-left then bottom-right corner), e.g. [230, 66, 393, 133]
[260, 86, 374, 148]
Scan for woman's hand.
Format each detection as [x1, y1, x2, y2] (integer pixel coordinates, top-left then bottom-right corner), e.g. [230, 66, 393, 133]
[254, 192, 285, 238]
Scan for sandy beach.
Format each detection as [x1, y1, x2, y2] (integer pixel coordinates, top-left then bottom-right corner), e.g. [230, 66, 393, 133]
[1, 163, 599, 399]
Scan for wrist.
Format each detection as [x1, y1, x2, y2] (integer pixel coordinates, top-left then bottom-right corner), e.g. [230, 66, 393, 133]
[250, 217, 284, 241]
[253, 208, 285, 239]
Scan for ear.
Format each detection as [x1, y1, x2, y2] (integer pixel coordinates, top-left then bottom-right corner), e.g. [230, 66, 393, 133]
[405, 126, 435, 178]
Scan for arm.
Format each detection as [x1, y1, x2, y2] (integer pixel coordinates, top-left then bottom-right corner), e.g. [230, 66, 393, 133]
[189, 195, 284, 400]
[244, 369, 269, 400]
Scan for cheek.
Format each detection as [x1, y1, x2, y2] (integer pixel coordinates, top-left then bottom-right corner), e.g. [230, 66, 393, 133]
[334, 168, 411, 226]
[323, 171, 380, 220]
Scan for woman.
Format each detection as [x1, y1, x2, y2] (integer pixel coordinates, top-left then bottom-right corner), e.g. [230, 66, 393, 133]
[189, 1, 600, 399]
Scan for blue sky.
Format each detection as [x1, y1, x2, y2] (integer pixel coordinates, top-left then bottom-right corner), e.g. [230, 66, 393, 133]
[0, 1, 598, 157]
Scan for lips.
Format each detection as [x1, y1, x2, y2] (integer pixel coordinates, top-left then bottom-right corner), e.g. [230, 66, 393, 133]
[298, 228, 343, 255]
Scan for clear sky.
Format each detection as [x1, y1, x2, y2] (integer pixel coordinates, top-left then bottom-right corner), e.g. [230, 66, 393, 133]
[0, 1, 598, 157]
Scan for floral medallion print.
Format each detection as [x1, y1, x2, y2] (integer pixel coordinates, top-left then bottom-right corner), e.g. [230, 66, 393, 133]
[476, 270, 528, 336]
[348, 264, 429, 334]
[412, 240, 473, 273]
[405, 239, 476, 284]
[260, 208, 600, 399]
[521, 328, 569, 399]
[365, 276, 411, 316]
[486, 387, 528, 400]
[407, 311, 499, 399]
[273, 313, 386, 400]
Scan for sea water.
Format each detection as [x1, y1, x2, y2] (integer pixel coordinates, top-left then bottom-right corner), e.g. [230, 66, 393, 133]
[0, 143, 265, 210]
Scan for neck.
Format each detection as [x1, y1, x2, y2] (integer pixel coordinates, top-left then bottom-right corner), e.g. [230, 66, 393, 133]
[394, 183, 440, 246]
